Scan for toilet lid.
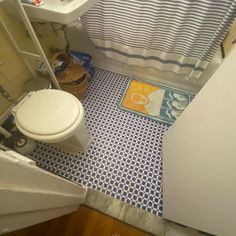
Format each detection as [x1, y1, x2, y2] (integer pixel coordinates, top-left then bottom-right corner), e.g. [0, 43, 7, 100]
[15, 89, 80, 136]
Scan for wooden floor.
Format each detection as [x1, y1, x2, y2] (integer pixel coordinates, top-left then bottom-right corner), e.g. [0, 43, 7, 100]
[5, 205, 153, 236]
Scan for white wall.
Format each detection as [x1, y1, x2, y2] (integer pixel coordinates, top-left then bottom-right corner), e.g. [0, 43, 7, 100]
[163, 45, 236, 236]
[0, 7, 32, 115]
[223, 19, 236, 56]
[0, 7, 66, 116]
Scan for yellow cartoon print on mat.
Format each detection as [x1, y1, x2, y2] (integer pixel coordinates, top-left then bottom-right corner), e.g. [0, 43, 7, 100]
[122, 80, 164, 116]
[120, 79, 192, 124]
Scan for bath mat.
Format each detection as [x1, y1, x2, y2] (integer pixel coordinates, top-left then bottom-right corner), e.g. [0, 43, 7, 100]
[119, 79, 193, 124]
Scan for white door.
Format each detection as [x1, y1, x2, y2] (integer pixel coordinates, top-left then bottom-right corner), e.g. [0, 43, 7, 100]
[163, 46, 236, 236]
[0, 149, 87, 235]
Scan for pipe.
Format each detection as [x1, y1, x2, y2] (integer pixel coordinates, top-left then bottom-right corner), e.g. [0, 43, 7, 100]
[0, 92, 26, 125]
[0, 143, 9, 151]
[0, 127, 12, 138]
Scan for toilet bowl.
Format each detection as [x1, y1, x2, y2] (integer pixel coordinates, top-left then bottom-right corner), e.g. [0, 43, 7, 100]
[11, 89, 92, 154]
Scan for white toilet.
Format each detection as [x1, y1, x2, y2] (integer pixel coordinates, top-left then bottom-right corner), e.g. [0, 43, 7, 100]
[11, 89, 92, 154]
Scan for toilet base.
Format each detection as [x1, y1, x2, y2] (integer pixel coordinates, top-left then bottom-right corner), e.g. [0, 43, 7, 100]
[52, 135, 92, 154]
[47, 121, 92, 154]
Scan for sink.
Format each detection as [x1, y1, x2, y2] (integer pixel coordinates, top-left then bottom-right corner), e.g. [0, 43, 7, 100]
[0, 0, 99, 24]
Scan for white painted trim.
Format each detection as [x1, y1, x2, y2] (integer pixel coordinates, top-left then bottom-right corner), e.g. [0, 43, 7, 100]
[0, 187, 85, 215]
[0, 150, 87, 234]
[0, 150, 87, 195]
[0, 205, 78, 235]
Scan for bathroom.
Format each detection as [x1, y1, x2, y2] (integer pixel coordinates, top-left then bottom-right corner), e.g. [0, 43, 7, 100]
[0, 0, 236, 236]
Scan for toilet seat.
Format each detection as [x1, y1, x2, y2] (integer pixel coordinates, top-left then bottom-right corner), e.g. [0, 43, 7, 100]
[12, 89, 85, 142]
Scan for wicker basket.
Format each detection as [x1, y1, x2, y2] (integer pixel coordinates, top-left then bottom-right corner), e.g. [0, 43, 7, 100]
[51, 52, 89, 100]
[60, 74, 89, 100]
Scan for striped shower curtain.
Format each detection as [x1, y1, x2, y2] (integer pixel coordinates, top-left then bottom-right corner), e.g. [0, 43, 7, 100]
[81, 0, 236, 80]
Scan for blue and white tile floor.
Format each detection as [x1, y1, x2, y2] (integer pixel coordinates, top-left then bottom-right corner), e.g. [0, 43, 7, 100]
[31, 68, 169, 216]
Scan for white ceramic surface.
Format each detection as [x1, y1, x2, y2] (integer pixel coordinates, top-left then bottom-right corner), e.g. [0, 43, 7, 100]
[0, 0, 99, 24]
